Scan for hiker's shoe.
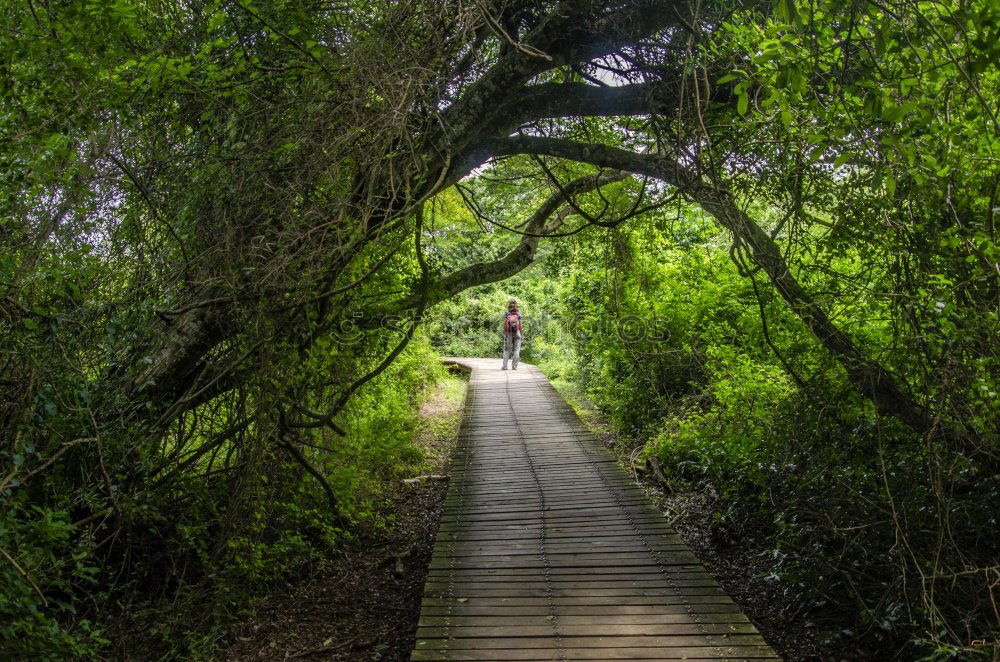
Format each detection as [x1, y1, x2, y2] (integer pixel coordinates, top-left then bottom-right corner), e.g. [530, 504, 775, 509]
[501, 366, 507, 370]
[512, 366, 518, 370]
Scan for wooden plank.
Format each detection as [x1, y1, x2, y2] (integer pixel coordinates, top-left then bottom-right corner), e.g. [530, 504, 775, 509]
[426, 567, 707, 578]
[431, 545, 691, 558]
[432, 535, 688, 548]
[412, 646, 779, 660]
[432, 530, 682, 543]
[441, 496, 654, 511]
[420, 595, 738, 608]
[435, 516, 672, 531]
[436, 516, 674, 529]
[437, 511, 666, 525]
[418, 604, 746, 617]
[418, 614, 752, 628]
[424, 572, 714, 582]
[415, 623, 761, 638]
[427, 555, 702, 570]
[413, 634, 770, 648]
[421, 588, 728, 599]
[422, 579, 721, 591]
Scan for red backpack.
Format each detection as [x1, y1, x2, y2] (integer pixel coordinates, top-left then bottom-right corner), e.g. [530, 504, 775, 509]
[505, 311, 522, 337]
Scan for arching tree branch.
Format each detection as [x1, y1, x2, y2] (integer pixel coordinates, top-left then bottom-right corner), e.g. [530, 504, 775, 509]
[393, 170, 628, 312]
[479, 136, 987, 463]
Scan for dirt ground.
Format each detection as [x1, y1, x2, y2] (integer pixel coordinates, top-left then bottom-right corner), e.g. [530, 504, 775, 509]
[223, 373, 467, 662]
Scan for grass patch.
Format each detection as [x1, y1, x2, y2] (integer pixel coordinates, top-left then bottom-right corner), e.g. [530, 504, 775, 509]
[412, 370, 469, 473]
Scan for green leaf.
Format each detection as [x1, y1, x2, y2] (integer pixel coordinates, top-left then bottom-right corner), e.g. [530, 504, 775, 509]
[833, 152, 852, 168]
[881, 102, 917, 123]
[737, 92, 749, 116]
[22, 318, 39, 330]
[207, 11, 226, 31]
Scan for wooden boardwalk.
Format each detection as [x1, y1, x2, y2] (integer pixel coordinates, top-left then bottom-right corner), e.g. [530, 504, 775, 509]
[413, 359, 778, 661]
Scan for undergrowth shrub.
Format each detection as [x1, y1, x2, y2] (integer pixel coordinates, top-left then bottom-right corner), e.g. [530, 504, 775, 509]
[0, 502, 106, 660]
[2, 335, 448, 659]
[554, 220, 1000, 657]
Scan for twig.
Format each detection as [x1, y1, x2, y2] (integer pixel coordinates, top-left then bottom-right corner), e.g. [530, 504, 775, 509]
[0, 437, 97, 492]
[278, 432, 344, 527]
[402, 474, 448, 484]
[0, 546, 47, 607]
[646, 456, 670, 491]
[286, 636, 357, 658]
[476, 1, 552, 61]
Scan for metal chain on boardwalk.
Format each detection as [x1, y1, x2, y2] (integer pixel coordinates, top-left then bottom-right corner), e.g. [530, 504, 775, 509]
[505, 371, 567, 662]
[532, 370, 733, 661]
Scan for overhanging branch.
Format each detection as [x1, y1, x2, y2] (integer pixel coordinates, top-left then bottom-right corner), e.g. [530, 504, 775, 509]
[392, 170, 628, 313]
[478, 136, 983, 460]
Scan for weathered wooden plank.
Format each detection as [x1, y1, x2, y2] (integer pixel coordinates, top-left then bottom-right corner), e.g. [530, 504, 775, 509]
[420, 595, 737, 608]
[433, 537, 686, 547]
[441, 496, 650, 510]
[432, 529, 681, 543]
[415, 623, 761, 638]
[421, 587, 728, 599]
[437, 511, 665, 525]
[411, 646, 779, 660]
[413, 634, 770, 648]
[430, 545, 691, 558]
[427, 554, 702, 570]
[417, 603, 745, 617]
[427, 569, 715, 586]
[435, 521, 668, 532]
[436, 515, 673, 528]
[424, 571, 714, 582]
[418, 612, 752, 625]
[425, 571, 711, 583]
[422, 579, 721, 592]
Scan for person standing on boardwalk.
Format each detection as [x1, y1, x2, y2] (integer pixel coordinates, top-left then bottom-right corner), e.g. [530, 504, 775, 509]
[501, 298, 523, 370]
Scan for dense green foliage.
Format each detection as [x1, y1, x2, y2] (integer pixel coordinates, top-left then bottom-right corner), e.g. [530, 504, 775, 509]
[2, 0, 997, 658]
[429, 192, 999, 655]
[547, 216, 997, 657]
[2, 332, 447, 658]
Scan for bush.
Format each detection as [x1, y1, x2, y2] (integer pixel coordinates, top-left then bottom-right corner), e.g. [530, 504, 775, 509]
[0, 502, 106, 660]
[551, 218, 1000, 655]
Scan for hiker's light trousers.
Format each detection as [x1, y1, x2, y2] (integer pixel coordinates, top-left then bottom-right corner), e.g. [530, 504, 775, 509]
[502, 334, 521, 369]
